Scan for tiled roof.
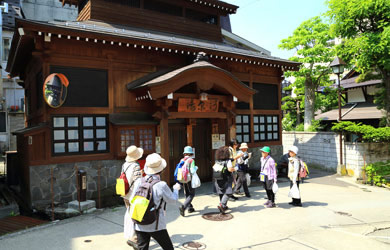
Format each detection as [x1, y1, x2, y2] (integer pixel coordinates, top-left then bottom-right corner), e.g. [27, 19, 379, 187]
[21, 18, 299, 66]
[1, 0, 23, 30]
[315, 103, 384, 121]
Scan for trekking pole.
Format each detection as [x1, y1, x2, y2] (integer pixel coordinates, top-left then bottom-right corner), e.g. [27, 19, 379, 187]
[51, 167, 54, 221]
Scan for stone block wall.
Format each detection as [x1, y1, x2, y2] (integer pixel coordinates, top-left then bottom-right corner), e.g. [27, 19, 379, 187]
[247, 145, 283, 170]
[283, 131, 390, 179]
[29, 160, 123, 210]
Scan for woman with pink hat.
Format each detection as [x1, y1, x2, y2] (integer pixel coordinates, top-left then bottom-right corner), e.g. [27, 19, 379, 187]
[130, 153, 181, 250]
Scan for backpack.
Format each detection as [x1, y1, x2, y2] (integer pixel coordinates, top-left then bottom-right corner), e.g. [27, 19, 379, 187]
[298, 158, 309, 179]
[212, 160, 228, 180]
[174, 158, 192, 183]
[130, 176, 163, 229]
[116, 164, 131, 196]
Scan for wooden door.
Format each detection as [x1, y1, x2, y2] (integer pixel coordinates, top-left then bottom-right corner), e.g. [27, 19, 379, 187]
[193, 119, 212, 182]
[168, 123, 187, 185]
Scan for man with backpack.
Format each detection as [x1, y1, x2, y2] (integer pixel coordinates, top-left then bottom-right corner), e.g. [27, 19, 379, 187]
[130, 153, 181, 250]
[175, 146, 197, 217]
[122, 145, 144, 249]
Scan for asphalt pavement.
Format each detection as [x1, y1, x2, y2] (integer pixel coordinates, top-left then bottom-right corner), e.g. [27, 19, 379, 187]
[0, 169, 389, 250]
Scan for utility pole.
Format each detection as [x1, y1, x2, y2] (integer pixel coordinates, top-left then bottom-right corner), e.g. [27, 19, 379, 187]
[0, 2, 9, 105]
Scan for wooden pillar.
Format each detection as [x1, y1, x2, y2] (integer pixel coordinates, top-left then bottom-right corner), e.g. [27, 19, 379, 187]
[159, 111, 169, 182]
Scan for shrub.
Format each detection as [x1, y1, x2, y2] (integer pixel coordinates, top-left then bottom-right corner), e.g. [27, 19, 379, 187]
[332, 121, 390, 142]
[365, 160, 390, 186]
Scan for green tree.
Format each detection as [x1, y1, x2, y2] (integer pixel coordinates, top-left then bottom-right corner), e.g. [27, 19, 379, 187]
[279, 16, 335, 131]
[327, 0, 390, 126]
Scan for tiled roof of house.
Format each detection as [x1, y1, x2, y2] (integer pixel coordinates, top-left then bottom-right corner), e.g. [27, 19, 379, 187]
[1, 0, 23, 30]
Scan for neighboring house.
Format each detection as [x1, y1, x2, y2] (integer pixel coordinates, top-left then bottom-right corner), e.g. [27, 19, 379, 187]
[1, 0, 24, 152]
[6, 0, 299, 209]
[20, 0, 77, 22]
[316, 69, 384, 129]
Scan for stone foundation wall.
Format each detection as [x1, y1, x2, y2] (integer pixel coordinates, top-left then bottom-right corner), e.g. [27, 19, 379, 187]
[29, 160, 123, 210]
[283, 131, 390, 179]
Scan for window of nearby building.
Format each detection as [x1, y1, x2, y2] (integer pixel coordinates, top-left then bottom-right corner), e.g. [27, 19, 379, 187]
[2, 38, 10, 61]
[0, 112, 6, 132]
[119, 126, 155, 154]
[52, 115, 109, 155]
[253, 115, 279, 141]
[235, 115, 250, 143]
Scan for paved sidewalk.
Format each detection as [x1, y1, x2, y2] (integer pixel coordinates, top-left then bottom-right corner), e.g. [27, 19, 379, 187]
[0, 169, 389, 250]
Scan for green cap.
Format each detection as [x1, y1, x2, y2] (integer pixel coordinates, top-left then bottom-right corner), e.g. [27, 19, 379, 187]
[260, 146, 271, 153]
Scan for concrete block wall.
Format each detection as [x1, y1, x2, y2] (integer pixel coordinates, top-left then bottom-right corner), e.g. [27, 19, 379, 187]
[283, 132, 390, 179]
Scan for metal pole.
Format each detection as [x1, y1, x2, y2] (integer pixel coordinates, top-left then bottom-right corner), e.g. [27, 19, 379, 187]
[98, 166, 101, 209]
[75, 165, 81, 213]
[338, 74, 343, 165]
[50, 167, 54, 221]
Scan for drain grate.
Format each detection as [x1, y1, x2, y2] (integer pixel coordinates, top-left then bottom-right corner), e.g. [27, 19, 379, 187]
[182, 241, 207, 249]
[202, 212, 233, 221]
[335, 211, 352, 217]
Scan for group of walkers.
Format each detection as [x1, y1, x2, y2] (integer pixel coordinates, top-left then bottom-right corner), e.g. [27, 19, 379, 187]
[120, 141, 304, 250]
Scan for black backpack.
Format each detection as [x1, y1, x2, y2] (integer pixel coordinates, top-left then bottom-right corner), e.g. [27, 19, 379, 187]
[132, 176, 163, 229]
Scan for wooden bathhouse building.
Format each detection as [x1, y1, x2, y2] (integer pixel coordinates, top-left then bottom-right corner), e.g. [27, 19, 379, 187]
[7, 0, 299, 209]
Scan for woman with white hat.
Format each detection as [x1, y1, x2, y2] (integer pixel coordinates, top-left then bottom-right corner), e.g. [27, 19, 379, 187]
[122, 145, 144, 248]
[131, 153, 181, 250]
[288, 146, 302, 207]
[233, 142, 252, 197]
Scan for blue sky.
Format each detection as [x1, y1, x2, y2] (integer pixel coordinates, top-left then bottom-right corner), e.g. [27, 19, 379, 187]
[223, 0, 329, 59]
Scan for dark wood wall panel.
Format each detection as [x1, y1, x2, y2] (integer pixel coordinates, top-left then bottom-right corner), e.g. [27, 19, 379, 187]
[90, 1, 222, 42]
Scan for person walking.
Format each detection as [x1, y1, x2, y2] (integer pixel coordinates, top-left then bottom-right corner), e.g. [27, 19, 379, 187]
[259, 146, 277, 208]
[122, 145, 144, 249]
[214, 146, 236, 214]
[228, 139, 242, 201]
[233, 142, 251, 197]
[287, 146, 302, 207]
[130, 153, 181, 250]
[178, 146, 197, 217]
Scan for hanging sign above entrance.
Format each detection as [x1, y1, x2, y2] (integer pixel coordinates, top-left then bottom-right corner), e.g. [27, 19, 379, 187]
[178, 98, 218, 112]
[43, 73, 69, 108]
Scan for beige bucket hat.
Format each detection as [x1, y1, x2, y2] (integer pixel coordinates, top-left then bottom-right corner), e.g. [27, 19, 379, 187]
[144, 153, 167, 175]
[125, 145, 144, 162]
[239, 142, 248, 149]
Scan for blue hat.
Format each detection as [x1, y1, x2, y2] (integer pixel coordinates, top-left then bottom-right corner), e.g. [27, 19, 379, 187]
[183, 146, 194, 155]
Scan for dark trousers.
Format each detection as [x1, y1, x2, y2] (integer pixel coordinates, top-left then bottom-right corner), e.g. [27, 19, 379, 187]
[263, 182, 275, 203]
[290, 180, 302, 205]
[234, 171, 250, 195]
[183, 183, 195, 210]
[135, 229, 174, 250]
[219, 194, 229, 207]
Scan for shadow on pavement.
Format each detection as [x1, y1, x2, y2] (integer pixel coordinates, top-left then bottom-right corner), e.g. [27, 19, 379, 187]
[277, 201, 328, 209]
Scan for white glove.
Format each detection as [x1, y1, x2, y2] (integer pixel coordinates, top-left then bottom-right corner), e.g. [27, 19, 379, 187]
[173, 183, 181, 191]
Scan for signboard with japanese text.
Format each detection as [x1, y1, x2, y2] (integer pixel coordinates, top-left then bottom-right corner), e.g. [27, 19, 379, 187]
[178, 98, 218, 112]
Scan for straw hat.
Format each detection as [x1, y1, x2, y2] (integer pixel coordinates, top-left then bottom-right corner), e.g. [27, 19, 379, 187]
[144, 153, 167, 175]
[288, 146, 299, 155]
[125, 145, 144, 162]
[239, 143, 248, 149]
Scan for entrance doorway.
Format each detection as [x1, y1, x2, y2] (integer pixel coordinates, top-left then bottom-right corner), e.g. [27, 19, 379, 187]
[193, 119, 212, 181]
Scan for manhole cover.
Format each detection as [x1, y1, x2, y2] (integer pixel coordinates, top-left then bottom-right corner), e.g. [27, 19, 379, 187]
[182, 241, 207, 249]
[84, 240, 92, 243]
[202, 212, 233, 221]
[335, 211, 352, 217]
